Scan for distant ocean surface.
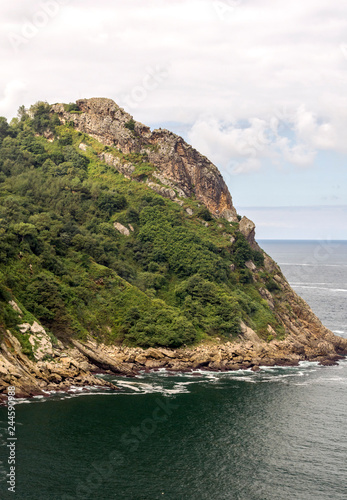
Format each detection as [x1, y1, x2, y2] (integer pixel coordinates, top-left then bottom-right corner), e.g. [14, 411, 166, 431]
[0, 240, 346, 500]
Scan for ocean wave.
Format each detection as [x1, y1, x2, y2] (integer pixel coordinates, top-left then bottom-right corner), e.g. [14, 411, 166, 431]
[279, 263, 347, 267]
[6, 361, 346, 404]
[291, 285, 347, 292]
[289, 282, 331, 285]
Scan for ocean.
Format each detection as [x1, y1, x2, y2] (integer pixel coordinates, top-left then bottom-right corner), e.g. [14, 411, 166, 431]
[0, 240, 346, 500]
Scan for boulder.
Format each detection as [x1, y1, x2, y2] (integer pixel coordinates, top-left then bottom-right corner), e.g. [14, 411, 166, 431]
[113, 222, 130, 236]
[239, 216, 260, 250]
[239, 321, 262, 344]
[144, 348, 165, 359]
[245, 260, 256, 271]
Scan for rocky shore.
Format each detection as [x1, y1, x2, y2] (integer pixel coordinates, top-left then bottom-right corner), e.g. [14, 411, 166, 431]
[1, 316, 346, 405]
[0, 329, 118, 404]
[71, 320, 347, 376]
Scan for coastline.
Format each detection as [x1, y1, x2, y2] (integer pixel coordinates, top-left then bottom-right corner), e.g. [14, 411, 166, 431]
[1, 325, 346, 405]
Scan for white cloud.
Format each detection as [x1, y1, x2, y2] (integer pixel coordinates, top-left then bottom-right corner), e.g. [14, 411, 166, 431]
[187, 114, 317, 172]
[293, 107, 337, 150]
[0, 0, 347, 174]
[0, 80, 27, 117]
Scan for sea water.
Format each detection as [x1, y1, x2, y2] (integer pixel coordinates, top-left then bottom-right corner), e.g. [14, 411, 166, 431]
[0, 240, 346, 500]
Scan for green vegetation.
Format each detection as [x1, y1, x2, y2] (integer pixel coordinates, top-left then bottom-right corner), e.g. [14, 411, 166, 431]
[64, 102, 81, 113]
[197, 206, 213, 222]
[124, 118, 136, 131]
[0, 102, 285, 348]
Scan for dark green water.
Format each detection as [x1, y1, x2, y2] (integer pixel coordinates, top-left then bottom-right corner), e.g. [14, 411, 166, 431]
[1, 364, 347, 500]
[0, 241, 346, 500]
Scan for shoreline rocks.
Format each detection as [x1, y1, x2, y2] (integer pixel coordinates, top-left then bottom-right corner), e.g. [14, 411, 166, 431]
[0, 330, 118, 405]
[2, 326, 346, 405]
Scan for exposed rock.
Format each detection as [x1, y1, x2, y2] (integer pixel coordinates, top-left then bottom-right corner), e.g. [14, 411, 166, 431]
[145, 359, 165, 369]
[245, 260, 257, 271]
[135, 354, 147, 365]
[186, 207, 193, 216]
[239, 321, 263, 344]
[146, 181, 176, 200]
[318, 358, 339, 366]
[101, 152, 135, 178]
[174, 199, 184, 206]
[51, 98, 238, 220]
[9, 300, 22, 315]
[152, 172, 187, 198]
[71, 340, 136, 376]
[2, 319, 347, 401]
[18, 321, 53, 361]
[0, 329, 118, 401]
[113, 222, 130, 236]
[43, 130, 54, 141]
[190, 352, 212, 368]
[158, 348, 177, 358]
[267, 325, 277, 337]
[144, 348, 165, 359]
[259, 287, 275, 310]
[239, 216, 260, 250]
[263, 253, 280, 273]
[222, 209, 238, 223]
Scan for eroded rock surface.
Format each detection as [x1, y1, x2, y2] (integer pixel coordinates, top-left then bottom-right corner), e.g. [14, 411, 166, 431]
[51, 98, 238, 220]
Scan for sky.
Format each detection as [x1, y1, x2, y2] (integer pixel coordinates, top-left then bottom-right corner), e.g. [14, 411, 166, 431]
[0, 0, 346, 239]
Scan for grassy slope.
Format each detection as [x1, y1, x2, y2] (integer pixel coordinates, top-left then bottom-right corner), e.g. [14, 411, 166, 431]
[0, 104, 285, 357]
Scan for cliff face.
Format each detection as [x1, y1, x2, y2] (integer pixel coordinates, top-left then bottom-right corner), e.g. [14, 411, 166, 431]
[51, 98, 238, 221]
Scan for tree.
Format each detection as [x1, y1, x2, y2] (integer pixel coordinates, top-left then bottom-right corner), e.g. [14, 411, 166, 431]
[12, 222, 37, 241]
[0, 117, 10, 142]
[17, 105, 27, 120]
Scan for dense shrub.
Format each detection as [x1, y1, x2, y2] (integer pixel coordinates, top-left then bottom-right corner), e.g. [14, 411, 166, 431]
[197, 206, 213, 221]
[124, 119, 136, 131]
[64, 103, 80, 113]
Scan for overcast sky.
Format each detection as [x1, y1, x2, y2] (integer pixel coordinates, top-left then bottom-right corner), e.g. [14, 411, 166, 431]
[1, 0, 346, 239]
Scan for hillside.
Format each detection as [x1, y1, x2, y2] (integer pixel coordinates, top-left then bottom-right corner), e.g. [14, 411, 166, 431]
[0, 99, 346, 398]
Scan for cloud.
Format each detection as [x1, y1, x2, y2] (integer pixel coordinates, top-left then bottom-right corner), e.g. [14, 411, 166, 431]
[0, 0, 346, 181]
[187, 114, 317, 172]
[293, 107, 337, 149]
[0, 80, 27, 117]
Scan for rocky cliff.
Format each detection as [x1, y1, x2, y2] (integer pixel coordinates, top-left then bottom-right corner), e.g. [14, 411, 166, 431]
[0, 98, 346, 402]
[51, 98, 238, 221]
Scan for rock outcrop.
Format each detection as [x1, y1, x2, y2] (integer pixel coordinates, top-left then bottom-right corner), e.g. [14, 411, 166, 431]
[51, 98, 238, 221]
[0, 329, 117, 402]
[239, 216, 260, 251]
[18, 321, 54, 361]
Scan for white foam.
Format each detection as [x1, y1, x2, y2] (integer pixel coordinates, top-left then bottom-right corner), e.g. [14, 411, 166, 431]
[289, 282, 330, 285]
[291, 285, 347, 292]
[7, 357, 347, 404]
[280, 262, 347, 267]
